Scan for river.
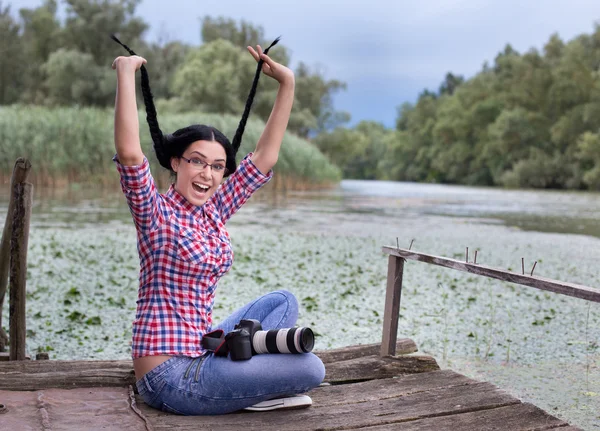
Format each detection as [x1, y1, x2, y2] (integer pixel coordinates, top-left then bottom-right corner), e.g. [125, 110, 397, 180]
[1, 179, 599, 429]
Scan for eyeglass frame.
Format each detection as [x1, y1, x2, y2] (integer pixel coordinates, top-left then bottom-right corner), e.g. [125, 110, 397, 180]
[180, 156, 228, 175]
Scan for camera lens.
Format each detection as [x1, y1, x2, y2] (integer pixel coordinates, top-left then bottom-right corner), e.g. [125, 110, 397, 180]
[252, 327, 314, 354]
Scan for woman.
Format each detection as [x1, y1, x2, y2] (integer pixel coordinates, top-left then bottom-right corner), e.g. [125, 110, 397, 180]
[111, 35, 325, 415]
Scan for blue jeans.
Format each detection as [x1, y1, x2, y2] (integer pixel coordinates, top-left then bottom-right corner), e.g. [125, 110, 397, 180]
[135, 290, 326, 415]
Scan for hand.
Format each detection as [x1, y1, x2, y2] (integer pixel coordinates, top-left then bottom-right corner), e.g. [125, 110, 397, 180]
[247, 45, 294, 85]
[111, 55, 147, 72]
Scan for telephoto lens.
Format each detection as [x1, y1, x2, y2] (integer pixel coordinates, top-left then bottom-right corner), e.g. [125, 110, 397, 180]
[252, 327, 314, 354]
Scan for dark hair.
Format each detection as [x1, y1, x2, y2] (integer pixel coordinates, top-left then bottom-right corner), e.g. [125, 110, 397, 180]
[110, 34, 280, 177]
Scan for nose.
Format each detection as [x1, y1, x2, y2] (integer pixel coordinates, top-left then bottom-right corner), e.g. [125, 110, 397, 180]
[199, 164, 212, 178]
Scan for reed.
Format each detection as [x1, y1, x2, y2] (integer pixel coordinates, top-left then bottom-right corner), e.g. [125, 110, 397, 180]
[0, 106, 341, 188]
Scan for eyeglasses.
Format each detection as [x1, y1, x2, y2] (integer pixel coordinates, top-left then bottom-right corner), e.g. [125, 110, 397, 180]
[180, 156, 228, 175]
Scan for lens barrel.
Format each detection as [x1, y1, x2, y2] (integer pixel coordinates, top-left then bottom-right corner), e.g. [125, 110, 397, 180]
[252, 327, 314, 354]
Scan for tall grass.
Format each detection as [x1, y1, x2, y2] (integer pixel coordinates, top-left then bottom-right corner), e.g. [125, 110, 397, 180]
[0, 105, 341, 188]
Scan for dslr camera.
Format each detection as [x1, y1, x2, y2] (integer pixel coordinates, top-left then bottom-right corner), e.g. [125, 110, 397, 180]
[226, 319, 315, 361]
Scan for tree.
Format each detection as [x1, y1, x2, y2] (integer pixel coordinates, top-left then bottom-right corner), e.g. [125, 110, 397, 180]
[293, 62, 349, 137]
[438, 72, 464, 96]
[42, 48, 98, 105]
[62, 0, 148, 67]
[172, 39, 255, 115]
[202, 16, 264, 50]
[18, 0, 62, 103]
[198, 16, 348, 137]
[0, 2, 24, 104]
[577, 131, 600, 189]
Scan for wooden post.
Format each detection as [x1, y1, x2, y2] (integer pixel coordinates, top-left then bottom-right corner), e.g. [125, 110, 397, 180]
[0, 158, 31, 352]
[381, 255, 404, 357]
[9, 181, 33, 360]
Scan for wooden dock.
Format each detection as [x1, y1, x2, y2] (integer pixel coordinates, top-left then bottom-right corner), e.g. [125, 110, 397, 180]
[0, 339, 580, 430]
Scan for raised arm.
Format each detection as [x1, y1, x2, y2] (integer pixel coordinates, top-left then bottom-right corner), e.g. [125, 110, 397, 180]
[112, 55, 147, 166]
[247, 46, 295, 174]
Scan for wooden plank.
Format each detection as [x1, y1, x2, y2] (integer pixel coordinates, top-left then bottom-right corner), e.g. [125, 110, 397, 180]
[382, 247, 600, 303]
[545, 427, 583, 431]
[0, 344, 427, 390]
[138, 380, 520, 430]
[355, 403, 569, 430]
[0, 158, 31, 352]
[381, 255, 404, 356]
[311, 370, 476, 406]
[0, 360, 135, 390]
[9, 182, 33, 360]
[0, 388, 148, 431]
[325, 355, 439, 383]
[316, 339, 417, 364]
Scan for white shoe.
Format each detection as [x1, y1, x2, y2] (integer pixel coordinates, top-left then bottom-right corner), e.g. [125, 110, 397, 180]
[243, 395, 312, 411]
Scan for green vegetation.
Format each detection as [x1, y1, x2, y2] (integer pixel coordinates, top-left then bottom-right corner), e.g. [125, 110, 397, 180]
[0, 105, 340, 186]
[0, 0, 348, 139]
[317, 27, 600, 190]
[1, 1, 599, 189]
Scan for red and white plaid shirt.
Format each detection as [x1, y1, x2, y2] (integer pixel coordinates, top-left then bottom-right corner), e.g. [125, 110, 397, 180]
[115, 153, 272, 359]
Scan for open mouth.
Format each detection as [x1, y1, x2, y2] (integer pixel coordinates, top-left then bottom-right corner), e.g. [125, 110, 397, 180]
[192, 182, 210, 193]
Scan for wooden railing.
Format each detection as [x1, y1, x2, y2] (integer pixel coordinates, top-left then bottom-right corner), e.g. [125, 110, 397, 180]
[380, 246, 600, 357]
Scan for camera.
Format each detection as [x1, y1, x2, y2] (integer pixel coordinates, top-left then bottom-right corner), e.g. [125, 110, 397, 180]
[226, 319, 315, 361]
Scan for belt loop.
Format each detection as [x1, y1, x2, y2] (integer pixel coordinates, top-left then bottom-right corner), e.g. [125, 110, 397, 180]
[143, 374, 154, 393]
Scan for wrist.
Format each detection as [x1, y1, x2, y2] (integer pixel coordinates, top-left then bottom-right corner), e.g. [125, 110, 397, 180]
[116, 62, 137, 76]
[278, 77, 295, 90]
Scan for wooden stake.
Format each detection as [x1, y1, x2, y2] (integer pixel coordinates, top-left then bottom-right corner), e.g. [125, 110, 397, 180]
[9, 182, 33, 361]
[530, 261, 537, 276]
[0, 159, 31, 352]
[381, 256, 405, 357]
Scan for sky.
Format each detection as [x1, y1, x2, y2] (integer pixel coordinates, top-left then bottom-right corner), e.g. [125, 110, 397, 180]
[8, 0, 600, 128]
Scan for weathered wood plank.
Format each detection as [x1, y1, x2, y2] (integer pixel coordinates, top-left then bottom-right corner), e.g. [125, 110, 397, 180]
[309, 370, 475, 406]
[0, 360, 135, 390]
[354, 403, 569, 431]
[316, 339, 417, 364]
[0, 355, 438, 391]
[0, 343, 429, 390]
[9, 182, 33, 361]
[382, 247, 600, 303]
[0, 339, 426, 391]
[381, 255, 404, 356]
[545, 427, 583, 431]
[0, 387, 148, 431]
[0, 158, 32, 352]
[138, 380, 520, 430]
[325, 354, 439, 384]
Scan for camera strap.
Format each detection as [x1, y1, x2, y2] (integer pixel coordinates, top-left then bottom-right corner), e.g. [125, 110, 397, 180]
[201, 330, 229, 356]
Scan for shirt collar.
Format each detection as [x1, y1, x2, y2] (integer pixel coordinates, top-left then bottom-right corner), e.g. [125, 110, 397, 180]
[166, 184, 205, 216]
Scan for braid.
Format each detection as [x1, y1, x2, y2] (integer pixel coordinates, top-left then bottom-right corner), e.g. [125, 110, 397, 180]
[110, 34, 169, 169]
[231, 36, 281, 155]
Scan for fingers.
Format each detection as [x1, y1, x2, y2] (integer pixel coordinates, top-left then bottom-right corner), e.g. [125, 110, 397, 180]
[247, 46, 260, 61]
[112, 55, 147, 71]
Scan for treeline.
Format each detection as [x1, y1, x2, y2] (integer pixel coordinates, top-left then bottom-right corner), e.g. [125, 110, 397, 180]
[2, 1, 600, 190]
[0, 0, 349, 139]
[316, 26, 600, 190]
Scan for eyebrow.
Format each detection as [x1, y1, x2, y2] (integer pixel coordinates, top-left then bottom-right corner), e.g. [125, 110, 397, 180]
[189, 151, 226, 162]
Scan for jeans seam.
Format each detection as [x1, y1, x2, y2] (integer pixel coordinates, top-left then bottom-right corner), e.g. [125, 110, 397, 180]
[241, 291, 291, 329]
[164, 379, 311, 402]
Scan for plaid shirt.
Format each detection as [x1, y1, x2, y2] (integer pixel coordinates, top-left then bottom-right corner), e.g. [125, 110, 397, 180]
[115, 153, 272, 359]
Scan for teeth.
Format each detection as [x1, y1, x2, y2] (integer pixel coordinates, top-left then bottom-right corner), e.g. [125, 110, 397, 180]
[193, 182, 210, 191]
